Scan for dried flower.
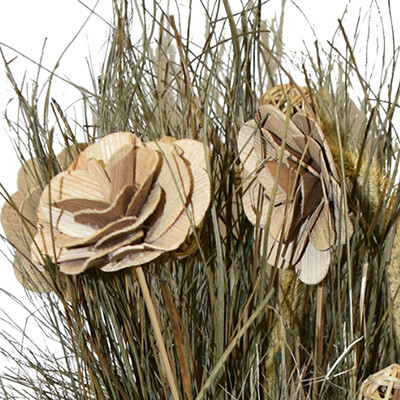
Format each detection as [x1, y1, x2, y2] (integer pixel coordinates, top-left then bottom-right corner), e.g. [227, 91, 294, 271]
[1, 146, 84, 291]
[238, 104, 353, 284]
[30, 132, 211, 275]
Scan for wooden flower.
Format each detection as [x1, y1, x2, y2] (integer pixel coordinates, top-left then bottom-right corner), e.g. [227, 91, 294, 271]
[1, 146, 83, 291]
[238, 104, 353, 284]
[31, 132, 211, 275]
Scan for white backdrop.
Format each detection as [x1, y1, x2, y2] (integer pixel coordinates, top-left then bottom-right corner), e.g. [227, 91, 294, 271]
[0, 0, 398, 379]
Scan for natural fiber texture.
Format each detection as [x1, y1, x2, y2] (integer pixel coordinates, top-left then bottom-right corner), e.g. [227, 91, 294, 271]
[30, 132, 211, 275]
[388, 225, 400, 343]
[238, 104, 353, 284]
[359, 364, 400, 400]
[259, 83, 315, 117]
[1, 145, 84, 291]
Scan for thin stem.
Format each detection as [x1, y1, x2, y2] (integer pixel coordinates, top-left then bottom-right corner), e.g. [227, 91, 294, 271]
[136, 266, 180, 400]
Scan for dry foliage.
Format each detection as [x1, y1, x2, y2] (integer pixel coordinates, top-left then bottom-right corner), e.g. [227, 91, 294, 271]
[0, 1, 399, 399]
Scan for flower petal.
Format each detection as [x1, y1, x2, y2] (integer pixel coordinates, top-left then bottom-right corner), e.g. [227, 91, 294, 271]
[237, 120, 260, 173]
[74, 185, 134, 227]
[72, 132, 143, 170]
[145, 153, 192, 241]
[176, 139, 209, 169]
[295, 243, 331, 284]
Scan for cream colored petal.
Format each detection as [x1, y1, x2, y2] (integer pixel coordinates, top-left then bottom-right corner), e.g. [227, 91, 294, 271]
[242, 173, 270, 227]
[144, 210, 190, 251]
[145, 140, 182, 156]
[238, 119, 260, 173]
[1, 191, 29, 253]
[310, 203, 335, 251]
[74, 185, 134, 227]
[55, 216, 138, 248]
[72, 132, 142, 169]
[106, 144, 135, 201]
[144, 172, 210, 250]
[133, 147, 161, 191]
[57, 143, 86, 171]
[101, 250, 163, 271]
[176, 138, 209, 169]
[264, 231, 292, 269]
[295, 243, 331, 285]
[31, 229, 62, 264]
[309, 182, 335, 251]
[257, 164, 291, 204]
[185, 165, 211, 227]
[17, 158, 42, 192]
[13, 252, 50, 293]
[38, 204, 97, 238]
[41, 170, 105, 204]
[57, 246, 96, 262]
[126, 150, 161, 216]
[145, 154, 192, 241]
[86, 158, 111, 198]
[95, 228, 144, 250]
[59, 259, 87, 274]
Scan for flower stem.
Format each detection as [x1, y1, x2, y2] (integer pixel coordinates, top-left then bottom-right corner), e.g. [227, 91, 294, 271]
[136, 266, 180, 400]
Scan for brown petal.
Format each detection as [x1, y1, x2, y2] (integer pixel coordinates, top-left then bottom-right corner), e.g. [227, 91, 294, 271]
[55, 198, 110, 213]
[300, 172, 323, 218]
[74, 185, 134, 227]
[292, 113, 340, 181]
[295, 243, 331, 284]
[256, 105, 306, 155]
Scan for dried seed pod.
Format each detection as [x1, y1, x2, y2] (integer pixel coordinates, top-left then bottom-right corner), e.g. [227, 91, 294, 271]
[30, 132, 211, 275]
[238, 104, 353, 284]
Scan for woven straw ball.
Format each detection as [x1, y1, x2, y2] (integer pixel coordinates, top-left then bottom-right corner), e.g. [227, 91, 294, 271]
[359, 364, 400, 400]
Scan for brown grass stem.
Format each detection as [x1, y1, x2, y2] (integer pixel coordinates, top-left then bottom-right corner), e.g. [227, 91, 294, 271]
[136, 266, 180, 400]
